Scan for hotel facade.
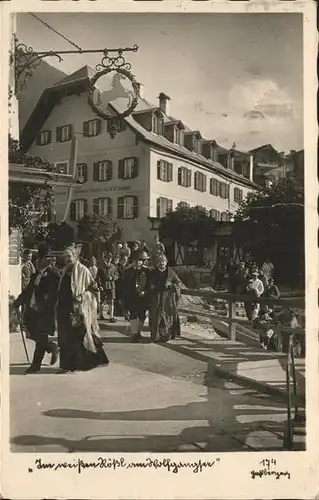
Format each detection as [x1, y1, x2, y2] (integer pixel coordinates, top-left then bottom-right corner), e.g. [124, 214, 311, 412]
[22, 66, 257, 247]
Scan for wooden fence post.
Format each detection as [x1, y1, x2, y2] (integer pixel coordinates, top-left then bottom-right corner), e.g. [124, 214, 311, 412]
[228, 299, 236, 341]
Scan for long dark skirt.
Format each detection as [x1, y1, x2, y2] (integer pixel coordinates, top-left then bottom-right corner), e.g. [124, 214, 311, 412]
[57, 315, 109, 372]
[149, 290, 181, 343]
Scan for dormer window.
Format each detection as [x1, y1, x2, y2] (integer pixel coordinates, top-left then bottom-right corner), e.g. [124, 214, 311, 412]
[152, 113, 164, 135]
[202, 140, 217, 161]
[185, 131, 202, 154]
[164, 120, 185, 145]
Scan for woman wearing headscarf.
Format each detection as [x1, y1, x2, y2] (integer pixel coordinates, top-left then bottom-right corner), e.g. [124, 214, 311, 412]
[148, 254, 182, 343]
[56, 245, 108, 373]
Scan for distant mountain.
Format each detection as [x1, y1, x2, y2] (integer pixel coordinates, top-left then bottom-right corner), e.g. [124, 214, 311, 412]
[18, 60, 67, 131]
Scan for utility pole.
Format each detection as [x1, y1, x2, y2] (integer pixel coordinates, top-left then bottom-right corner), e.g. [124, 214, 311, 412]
[62, 136, 78, 222]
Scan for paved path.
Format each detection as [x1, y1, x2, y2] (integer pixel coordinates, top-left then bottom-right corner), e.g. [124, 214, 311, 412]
[10, 322, 289, 453]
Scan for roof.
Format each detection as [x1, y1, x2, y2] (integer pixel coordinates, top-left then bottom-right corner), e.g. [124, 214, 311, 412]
[21, 65, 257, 189]
[249, 144, 278, 154]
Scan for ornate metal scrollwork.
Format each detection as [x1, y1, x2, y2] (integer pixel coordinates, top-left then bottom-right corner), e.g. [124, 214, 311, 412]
[88, 47, 141, 138]
[12, 36, 63, 93]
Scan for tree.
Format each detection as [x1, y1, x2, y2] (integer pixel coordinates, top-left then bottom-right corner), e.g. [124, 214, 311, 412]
[159, 204, 218, 265]
[234, 177, 304, 285]
[46, 222, 75, 251]
[9, 134, 56, 244]
[77, 214, 121, 258]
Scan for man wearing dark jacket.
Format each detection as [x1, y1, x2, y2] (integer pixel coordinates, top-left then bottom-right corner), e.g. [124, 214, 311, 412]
[14, 245, 59, 374]
[123, 251, 150, 342]
[97, 252, 119, 322]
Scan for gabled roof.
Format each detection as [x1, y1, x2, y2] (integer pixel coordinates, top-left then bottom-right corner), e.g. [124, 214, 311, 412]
[21, 65, 257, 189]
[164, 120, 185, 129]
[185, 130, 202, 139]
[249, 144, 278, 154]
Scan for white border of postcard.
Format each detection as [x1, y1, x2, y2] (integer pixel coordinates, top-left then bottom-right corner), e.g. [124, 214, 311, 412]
[1, 1, 318, 499]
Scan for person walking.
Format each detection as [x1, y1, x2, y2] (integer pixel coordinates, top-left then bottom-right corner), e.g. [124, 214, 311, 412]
[122, 251, 150, 342]
[21, 249, 36, 291]
[248, 271, 264, 320]
[97, 252, 119, 322]
[14, 245, 59, 374]
[148, 254, 182, 343]
[88, 256, 98, 280]
[56, 245, 108, 373]
[122, 241, 131, 260]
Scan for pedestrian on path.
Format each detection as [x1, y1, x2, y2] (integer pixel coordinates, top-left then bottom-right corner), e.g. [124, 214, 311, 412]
[56, 245, 108, 373]
[97, 252, 119, 322]
[21, 249, 36, 291]
[14, 245, 59, 374]
[123, 251, 150, 342]
[148, 254, 182, 343]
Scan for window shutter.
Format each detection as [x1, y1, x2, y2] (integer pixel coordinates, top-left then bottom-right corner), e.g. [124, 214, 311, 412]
[168, 163, 173, 182]
[117, 197, 124, 218]
[157, 160, 161, 180]
[47, 130, 52, 144]
[96, 119, 102, 136]
[107, 161, 113, 181]
[82, 163, 88, 182]
[203, 175, 207, 192]
[83, 121, 89, 137]
[93, 198, 99, 215]
[107, 197, 112, 216]
[70, 201, 76, 221]
[187, 169, 192, 187]
[133, 196, 139, 218]
[84, 199, 88, 215]
[226, 184, 230, 199]
[156, 198, 161, 218]
[177, 167, 182, 186]
[118, 159, 124, 179]
[68, 125, 73, 140]
[194, 172, 198, 189]
[93, 162, 99, 181]
[133, 158, 139, 178]
[56, 127, 62, 142]
[168, 199, 173, 212]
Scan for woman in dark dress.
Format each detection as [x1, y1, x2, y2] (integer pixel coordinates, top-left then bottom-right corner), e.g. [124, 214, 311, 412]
[149, 254, 182, 343]
[57, 246, 108, 373]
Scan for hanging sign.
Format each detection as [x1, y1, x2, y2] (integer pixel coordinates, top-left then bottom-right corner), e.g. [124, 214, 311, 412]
[9, 228, 20, 265]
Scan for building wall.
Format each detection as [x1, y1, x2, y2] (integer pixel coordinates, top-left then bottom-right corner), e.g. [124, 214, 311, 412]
[149, 148, 252, 216]
[28, 93, 152, 243]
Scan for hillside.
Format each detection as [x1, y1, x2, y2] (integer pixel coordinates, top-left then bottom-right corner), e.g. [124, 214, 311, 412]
[18, 60, 67, 131]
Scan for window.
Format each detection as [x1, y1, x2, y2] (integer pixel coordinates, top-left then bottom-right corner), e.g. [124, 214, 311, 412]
[36, 130, 51, 146]
[156, 197, 173, 218]
[93, 161, 113, 181]
[93, 197, 112, 216]
[117, 196, 138, 219]
[221, 211, 229, 222]
[75, 163, 88, 183]
[194, 171, 207, 192]
[219, 182, 230, 199]
[234, 187, 244, 203]
[157, 160, 173, 182]
[83, 119, 101, 137]
[178, 167, 192, 187]
[152, 114, 164, 135]
[54, 161, 68, 174]
[56, 125, 72, 142]
[70, 199, 87, 221]
[174, 127, 183, 145]
[107, 117, 126, 134]
[118, 158, 139, 179]
[210, 209, 221, 221]
[210, 178, 219, 196]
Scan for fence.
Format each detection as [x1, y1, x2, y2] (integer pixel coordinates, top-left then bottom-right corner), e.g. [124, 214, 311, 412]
[178, 289, 305, 451]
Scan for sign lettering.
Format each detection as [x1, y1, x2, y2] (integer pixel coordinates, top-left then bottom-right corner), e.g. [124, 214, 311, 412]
[9, 229, 20, 265]
[57, 186, 131, 196]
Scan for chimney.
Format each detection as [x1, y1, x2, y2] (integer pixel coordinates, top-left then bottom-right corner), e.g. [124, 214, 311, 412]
[158, 92, 171, 116]
[135, 82, 145, 99]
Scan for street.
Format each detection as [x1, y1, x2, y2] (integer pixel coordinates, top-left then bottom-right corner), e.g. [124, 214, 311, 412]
[10, 321, 288, 453]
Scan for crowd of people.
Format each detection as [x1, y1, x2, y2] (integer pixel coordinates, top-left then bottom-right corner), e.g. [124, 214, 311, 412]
[15, 236, 182, 375]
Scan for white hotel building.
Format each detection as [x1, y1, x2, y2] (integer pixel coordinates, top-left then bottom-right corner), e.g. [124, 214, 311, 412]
[21, 66, 256, 248]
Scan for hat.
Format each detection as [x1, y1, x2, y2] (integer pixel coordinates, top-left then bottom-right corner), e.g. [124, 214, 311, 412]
[132, 250, 146, 261]
[37, 244, 52, 260]
[140, 251, 149, 260]
[252, 271, 259, 276]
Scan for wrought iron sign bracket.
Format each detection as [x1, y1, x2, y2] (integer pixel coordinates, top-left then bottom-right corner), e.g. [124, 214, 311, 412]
[11, 36, 140, 137]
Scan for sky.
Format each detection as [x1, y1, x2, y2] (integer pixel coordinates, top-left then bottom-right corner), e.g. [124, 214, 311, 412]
[17, 12, 303, 153]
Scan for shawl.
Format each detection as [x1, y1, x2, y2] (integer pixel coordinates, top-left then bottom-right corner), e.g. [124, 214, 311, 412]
[59, 261, 100, 353]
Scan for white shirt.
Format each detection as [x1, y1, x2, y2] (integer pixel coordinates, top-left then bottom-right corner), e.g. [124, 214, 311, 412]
[252, 278, 264, 297]
[262, 262, 274, 278]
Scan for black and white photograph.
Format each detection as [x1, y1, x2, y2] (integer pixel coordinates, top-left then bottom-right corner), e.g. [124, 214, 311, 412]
[1, 1, 318, 499]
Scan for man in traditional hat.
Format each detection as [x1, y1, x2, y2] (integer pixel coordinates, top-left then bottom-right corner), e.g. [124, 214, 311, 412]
[14, 244, 60, 374]
[97, 251, 119, 322]
[122, 251, 150, 342]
